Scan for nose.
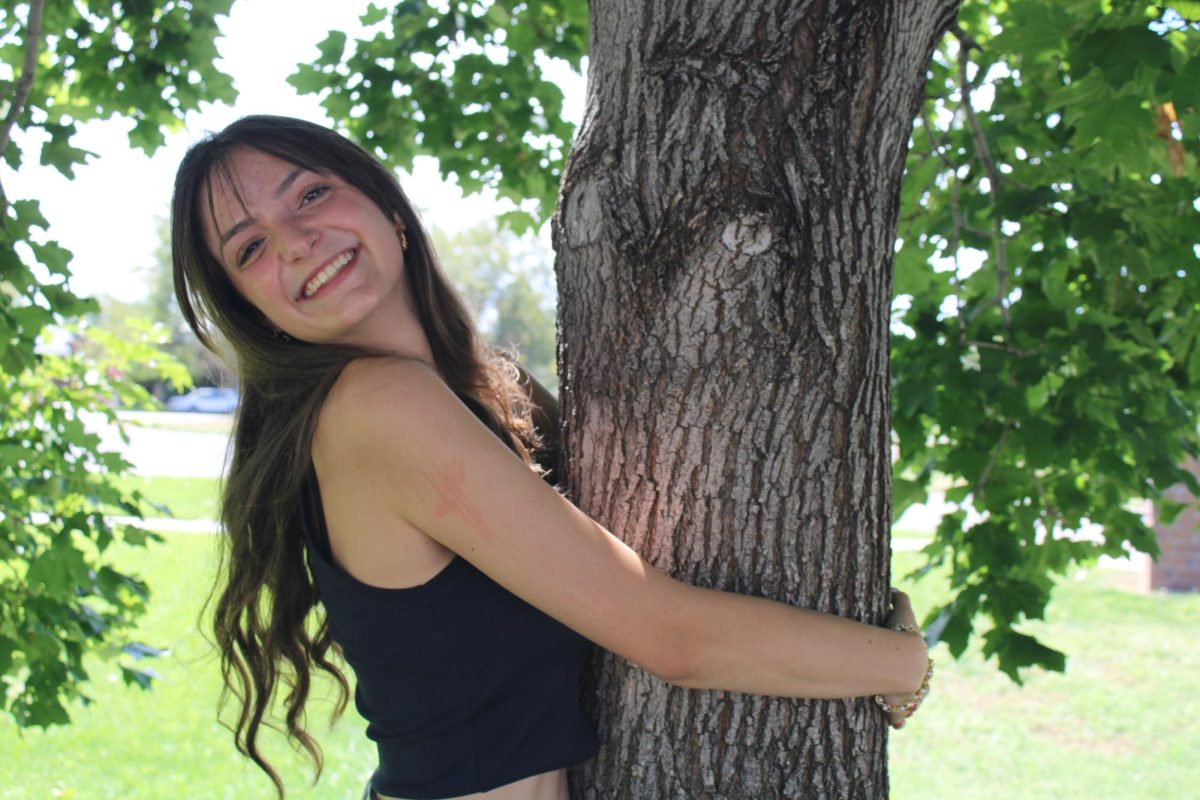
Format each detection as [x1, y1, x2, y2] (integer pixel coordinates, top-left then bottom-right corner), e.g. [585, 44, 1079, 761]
[276, 217, 318, 262]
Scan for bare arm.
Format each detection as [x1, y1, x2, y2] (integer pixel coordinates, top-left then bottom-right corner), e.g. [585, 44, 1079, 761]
[319, 358, 928, 701]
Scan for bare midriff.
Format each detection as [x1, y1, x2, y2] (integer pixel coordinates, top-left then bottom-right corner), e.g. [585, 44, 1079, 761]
[374, 767, 568, 800]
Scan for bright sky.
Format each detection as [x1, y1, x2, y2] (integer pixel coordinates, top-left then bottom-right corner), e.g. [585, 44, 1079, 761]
[8, 0, 583, 303]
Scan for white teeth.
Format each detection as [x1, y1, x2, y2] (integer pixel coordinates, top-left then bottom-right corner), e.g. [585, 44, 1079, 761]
[302, 250, 354, 298]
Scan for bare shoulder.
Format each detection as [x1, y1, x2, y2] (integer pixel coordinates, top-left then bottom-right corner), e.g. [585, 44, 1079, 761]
[314, 356, 523, 501]
[312, 357, 462, 586]
[314, 360, 705, 684]
[318, 357, 453, 448]
[324, 356, 442, 416]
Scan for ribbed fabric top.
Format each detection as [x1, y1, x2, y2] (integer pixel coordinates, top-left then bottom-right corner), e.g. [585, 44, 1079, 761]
[300, 470, 598, 798]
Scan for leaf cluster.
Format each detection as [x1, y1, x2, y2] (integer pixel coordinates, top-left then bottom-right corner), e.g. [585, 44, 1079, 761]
[893, 0, 1200, 679]
[0, 321, 183, 725]
[1, 0, 235, 727]
[289, 0, 587, 231]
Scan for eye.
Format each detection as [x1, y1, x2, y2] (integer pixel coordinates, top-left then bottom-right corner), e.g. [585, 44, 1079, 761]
[237, 238, 262, 267]
[300, 184, 331, 206]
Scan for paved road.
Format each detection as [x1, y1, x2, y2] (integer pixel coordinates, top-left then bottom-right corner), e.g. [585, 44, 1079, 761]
[90, 411, 232, 478]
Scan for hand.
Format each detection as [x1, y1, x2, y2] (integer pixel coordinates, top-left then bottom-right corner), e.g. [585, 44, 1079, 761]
[884, 588, 919, 633]
[879, 589, 931, 730]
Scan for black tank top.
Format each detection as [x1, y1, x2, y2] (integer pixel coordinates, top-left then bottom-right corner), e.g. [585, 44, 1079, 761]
[300, 470, 598, 798]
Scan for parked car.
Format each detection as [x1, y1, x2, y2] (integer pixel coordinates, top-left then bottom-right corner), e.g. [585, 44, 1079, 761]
[165, 386, 239, 414]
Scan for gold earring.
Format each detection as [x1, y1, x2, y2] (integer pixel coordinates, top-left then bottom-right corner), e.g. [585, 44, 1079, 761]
[398, 226, 409, 251]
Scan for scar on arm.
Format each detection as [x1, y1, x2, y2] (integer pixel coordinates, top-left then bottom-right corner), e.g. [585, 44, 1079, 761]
[423, 456, 496, 546]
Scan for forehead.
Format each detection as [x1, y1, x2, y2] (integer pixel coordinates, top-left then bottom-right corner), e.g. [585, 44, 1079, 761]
[204, 148, 299, 216]
[200, 148, 308, 250]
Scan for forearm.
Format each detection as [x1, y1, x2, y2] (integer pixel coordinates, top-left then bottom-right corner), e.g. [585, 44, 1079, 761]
[668, 585, 927, 699]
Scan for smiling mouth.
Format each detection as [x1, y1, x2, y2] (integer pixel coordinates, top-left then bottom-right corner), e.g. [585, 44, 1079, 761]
[301, 249, 356, 299]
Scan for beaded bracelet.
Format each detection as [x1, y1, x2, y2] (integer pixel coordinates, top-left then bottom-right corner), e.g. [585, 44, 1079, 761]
[873, 622, 933, 716]
[873, 658, 934, 715]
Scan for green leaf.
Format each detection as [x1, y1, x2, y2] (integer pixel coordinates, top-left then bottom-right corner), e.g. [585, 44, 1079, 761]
[316, 31, 348, 63]
[992, 2, 1070, 64]
[1041, 259, 1074, 309]
[119, 666, 158, 691]
[893, 240, 934, 296]
[1070, 26, 1173, 90]
[0, 637, 16, 677]
[122, 527, 164, 547]
[38, 138, 95, 179]
[360, 3, 388, 26]
[982, 629, 1067, 683]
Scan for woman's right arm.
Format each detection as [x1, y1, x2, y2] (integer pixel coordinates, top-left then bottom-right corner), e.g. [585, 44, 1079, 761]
[318, 358, 929, 703]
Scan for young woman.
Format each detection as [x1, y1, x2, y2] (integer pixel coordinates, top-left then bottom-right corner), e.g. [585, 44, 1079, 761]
[171, 115, 932, 800]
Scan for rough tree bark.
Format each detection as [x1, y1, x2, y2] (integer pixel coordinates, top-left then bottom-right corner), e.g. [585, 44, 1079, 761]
[553, 2, 960, 797]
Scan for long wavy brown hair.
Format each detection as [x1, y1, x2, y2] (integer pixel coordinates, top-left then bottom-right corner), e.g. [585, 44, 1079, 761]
[170, 115, 538, 797]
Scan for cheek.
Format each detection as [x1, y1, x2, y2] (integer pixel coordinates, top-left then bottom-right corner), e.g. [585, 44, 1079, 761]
[224, 268, 280, 322]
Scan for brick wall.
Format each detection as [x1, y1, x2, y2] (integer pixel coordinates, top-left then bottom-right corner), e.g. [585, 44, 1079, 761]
[1144, 459, 1200, 592]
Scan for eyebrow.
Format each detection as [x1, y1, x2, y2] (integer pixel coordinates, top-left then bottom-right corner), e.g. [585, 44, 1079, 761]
[217, 166, 307, 247]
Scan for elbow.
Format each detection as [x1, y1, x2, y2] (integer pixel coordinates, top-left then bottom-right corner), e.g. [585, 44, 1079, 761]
[637, 633, 703, 688]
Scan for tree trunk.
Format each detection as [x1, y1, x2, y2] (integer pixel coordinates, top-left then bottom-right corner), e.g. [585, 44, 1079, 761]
[553, 1, 959, 797]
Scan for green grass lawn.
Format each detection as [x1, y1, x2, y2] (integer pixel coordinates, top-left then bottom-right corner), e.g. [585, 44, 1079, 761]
[0, 533, 374, 800]
[111, 475, 221, 521]
[889, 552, 1200, 799]
[1, 539, 1194, 798]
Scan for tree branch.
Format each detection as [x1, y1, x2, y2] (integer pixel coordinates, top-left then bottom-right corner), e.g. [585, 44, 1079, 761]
[0, 0, 45, 217]
[1030, 469, 1061, 533]
[954, 24, 1012, 329]
[966, 339, 1036, 358]
[920, 108, 972, 339]
[974, 421, 1015, 501]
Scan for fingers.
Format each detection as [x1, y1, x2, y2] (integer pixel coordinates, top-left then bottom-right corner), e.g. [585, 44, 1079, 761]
[887, 588, 920, 633]
[890, 588, 912, 611]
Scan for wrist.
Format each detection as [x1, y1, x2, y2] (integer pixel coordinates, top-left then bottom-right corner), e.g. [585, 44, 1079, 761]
[883, 625, 928, 692]
[876, 656, 934, 713]
[874, 625, 933, 720]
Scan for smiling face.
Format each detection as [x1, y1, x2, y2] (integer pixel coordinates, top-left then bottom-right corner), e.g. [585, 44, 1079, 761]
[200, 147, 415, 349]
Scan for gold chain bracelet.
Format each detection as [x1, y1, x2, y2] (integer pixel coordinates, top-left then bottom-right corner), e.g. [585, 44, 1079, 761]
[873, 622, 932, 715]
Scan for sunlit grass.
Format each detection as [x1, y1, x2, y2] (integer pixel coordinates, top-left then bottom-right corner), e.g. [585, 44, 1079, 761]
[110, 474, 221, 521]
[889, 552, 1200, 800]
[0, 533, 372, 800]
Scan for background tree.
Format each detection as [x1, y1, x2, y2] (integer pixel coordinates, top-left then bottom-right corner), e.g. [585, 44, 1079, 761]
[432, 221, 558, 387]
[0, 0, 234, 727]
